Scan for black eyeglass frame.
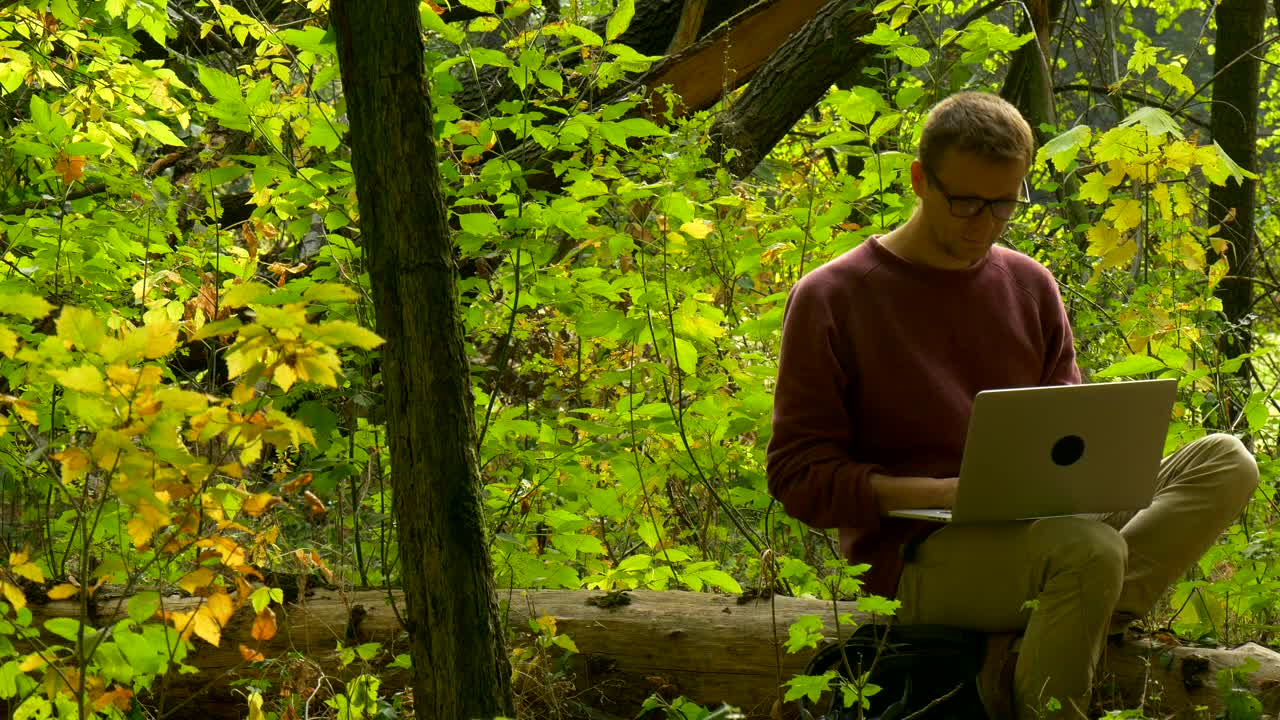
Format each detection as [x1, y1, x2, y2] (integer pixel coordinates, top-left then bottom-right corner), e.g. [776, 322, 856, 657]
[923, 167, 1030, 221]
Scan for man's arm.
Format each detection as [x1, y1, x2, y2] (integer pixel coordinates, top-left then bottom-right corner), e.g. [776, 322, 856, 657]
[869, 473, 957, 511]
[767, 274, 957, 527]
[1042, 274, 1082, 385]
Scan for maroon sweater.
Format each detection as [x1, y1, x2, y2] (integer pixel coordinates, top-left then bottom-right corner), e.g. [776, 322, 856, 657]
[766, 237, 1080, 598]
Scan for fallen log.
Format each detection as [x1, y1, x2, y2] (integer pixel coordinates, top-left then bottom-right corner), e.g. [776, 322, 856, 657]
[21, 589, 1280, 719]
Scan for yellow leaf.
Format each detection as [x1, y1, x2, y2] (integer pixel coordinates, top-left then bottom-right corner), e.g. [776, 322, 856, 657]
[18, 653, 46, 673]
[272, 362, 296, 391]
[142, 320, 178, 359]
[1, 580, 26, 611]
[232, 382, 255, 404]
[241, 492, 281, 518]
[52, 447, 92, 485]
[240, 438, 263, 466]
[47, 583, 79, 600]
[8, 551, 28, 566]
[12, 562, 44, 584]
[179, 567, 217, 595]
[535, 614, 557, 635]
[0, 292, 53, 321]
[206, 590, 235, 626]
[192, 606, 222, 646]
[680, 221, 714, 239]
[293, 352, 339, 387]
[164, 609, 196, 641]
[1152, 183, 1172, 220]
[251, 607, 277, 641]
[1087, 225, 1135, 270]
[1103, 199, 1144, 233]
[0, 326, 17, 357]
[247, 690, 267, 720]
[56, 306, 106, 350]
[52, 365, 105, 394]
[11, 400, 37, 425]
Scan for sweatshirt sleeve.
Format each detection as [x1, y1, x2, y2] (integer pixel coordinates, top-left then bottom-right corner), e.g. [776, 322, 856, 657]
[1040, 276, 1082, 386]
[765, 275, 883, 531]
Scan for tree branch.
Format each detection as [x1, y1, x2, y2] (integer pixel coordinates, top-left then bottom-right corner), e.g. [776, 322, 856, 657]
[1054, 83, 1211, 129]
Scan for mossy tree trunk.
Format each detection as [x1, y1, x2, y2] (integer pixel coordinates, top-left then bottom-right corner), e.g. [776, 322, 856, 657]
[331, 2, 515, 718]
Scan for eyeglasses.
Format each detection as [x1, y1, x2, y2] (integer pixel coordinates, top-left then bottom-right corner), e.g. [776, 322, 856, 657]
[925, 169, 1030, 220]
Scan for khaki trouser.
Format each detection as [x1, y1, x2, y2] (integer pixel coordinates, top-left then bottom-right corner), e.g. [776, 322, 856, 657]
[893, 433, 1258, 719]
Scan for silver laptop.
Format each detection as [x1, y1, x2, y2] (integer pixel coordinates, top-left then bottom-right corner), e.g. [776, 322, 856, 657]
[889, 379, 1177, 523]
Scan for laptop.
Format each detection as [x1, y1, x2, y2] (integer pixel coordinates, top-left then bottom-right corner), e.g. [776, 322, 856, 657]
[888, 379, 1177, 523]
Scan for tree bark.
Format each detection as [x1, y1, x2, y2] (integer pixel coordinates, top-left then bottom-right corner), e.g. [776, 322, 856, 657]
[999, 0, 1090, 252]
[331, 1, 515, 719]
[1209, 0, 1263, 389]
[704, 0, 878, 178]
[27, 589, 1280, 720]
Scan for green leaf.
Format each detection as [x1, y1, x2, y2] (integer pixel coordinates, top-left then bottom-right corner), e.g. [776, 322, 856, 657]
[856, 595, 900, 616]
[863, 23, 903, 46]
[1209, 141, 1258, 185]
[469, 48, 512, 68]
[460, 0, 496, 11]
[894, 46, 929, 67]
[814, 130, 866, 149]
[537, 69, 563, 94]
[0, 661, 16, 699]
[0, 292, 53, 321]
[128, 591, 161, 625]
[673, 338, 698, 373]
[302, 283, 359, 304]
[605, 0, 635, 42]
[279, 27, 337, 56]
[692, 569, 742, 594]
[1118, 106, 1184, 139]
[1095, 355, 1166, 378]
[222, 282, 269, 308]
[250, 587, 273, 615]
[1039, 125, 1092, 172]
[63, 141, 110, 156]
[51, 365, 105, 394]
[114, 631, 164, 675]
[637, 519, 660, 549]
[459, 213, 498, 235]
[563, 23, 603, 47]
[44, 617, 81, 642]
[784, 671, 837, 703]
[198, 65, 242, 105]
[551, 634, 579, 653]
[312, 321, 384, 350]
[421, 4, 466, 44]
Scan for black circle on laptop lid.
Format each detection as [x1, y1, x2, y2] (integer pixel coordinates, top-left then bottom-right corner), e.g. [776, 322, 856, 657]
[1051, 435, 1086, 466]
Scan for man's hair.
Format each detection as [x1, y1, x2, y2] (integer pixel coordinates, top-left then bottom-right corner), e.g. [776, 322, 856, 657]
[918, 92, 1035, 173]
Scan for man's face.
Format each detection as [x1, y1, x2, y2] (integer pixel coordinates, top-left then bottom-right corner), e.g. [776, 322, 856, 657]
[910, 148, 1028, 269]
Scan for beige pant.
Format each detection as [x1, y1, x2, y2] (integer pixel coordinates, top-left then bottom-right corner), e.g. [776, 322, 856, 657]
[893, 433, 1258, 719]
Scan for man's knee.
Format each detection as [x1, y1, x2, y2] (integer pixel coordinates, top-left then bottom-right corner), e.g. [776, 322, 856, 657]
[1030, 517, 1126, 588]
[1201, 433, 1260, 504]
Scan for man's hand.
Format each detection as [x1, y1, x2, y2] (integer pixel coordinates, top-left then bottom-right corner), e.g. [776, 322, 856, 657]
[869, 473, 959, 513]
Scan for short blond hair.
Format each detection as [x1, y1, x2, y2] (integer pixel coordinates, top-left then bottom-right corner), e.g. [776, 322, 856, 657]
[919, 92, 1035, 173]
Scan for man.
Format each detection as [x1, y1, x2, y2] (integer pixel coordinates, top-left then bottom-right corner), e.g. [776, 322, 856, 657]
[766, 91, 1258, 719]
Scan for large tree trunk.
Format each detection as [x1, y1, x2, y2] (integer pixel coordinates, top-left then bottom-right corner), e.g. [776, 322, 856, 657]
[704, 0, 878, 178]
[331, 2, 515, 719]
[1209, 0, 1263, 393]
[32, 590, 1280, 720]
